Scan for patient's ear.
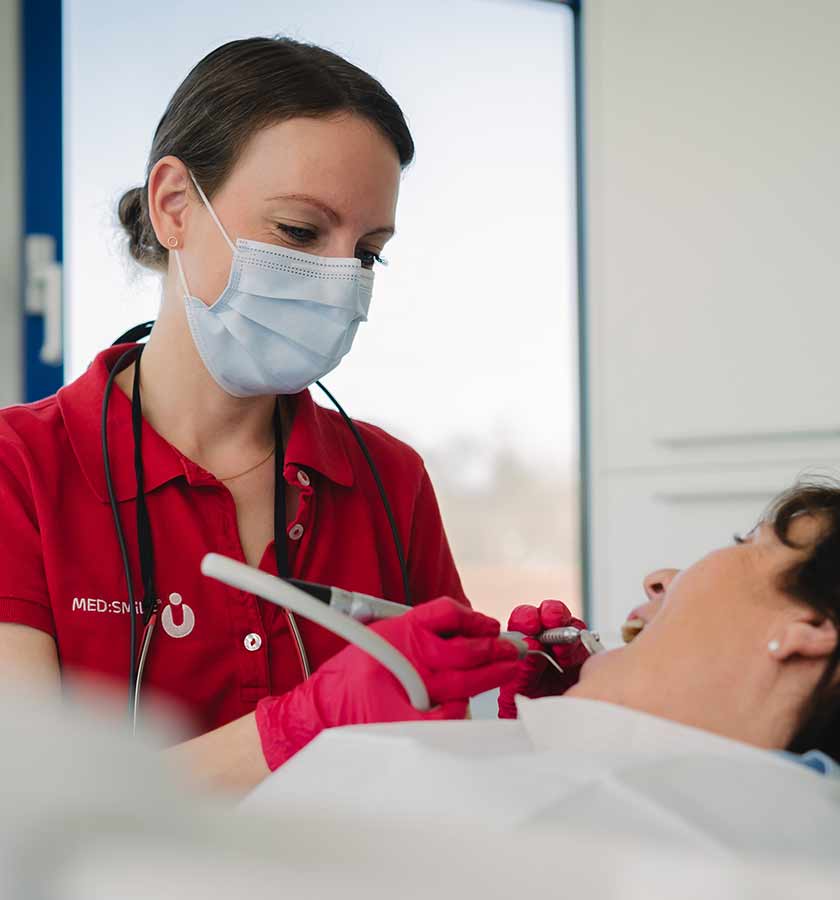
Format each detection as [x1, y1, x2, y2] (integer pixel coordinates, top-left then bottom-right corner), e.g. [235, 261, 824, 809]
[771, 617, 838, 661]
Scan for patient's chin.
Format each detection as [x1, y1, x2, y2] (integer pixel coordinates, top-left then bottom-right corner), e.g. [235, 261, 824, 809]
[576, 645, 622, 683]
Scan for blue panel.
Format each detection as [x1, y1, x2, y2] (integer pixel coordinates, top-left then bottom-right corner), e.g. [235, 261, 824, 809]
[22, 0, 64, 401]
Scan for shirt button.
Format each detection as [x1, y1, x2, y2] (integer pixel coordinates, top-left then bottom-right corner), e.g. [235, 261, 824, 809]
[244, 633, 263, 652]
[288, 523, 305, 541]
[297, 470, 311, 487]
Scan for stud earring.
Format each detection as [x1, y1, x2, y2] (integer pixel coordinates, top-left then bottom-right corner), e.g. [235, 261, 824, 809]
[768, 639, 781, 654]
[167, 236, 179, 248]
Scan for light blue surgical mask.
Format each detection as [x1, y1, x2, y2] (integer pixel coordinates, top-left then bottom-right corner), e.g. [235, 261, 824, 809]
[173, 174, 374, 398]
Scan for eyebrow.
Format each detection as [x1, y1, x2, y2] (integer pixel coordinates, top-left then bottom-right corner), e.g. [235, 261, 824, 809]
[264, 193, 395, 238]
[733, 525, 759, 544]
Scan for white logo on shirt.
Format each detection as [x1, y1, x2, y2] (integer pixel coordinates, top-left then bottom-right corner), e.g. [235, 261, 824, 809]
[71, 597, 142, 615]
[161, 592, 195, 639]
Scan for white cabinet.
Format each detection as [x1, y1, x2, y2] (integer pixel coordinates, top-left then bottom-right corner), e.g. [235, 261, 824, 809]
[588, 0, 840, 473]
[583, 0, 840, 630]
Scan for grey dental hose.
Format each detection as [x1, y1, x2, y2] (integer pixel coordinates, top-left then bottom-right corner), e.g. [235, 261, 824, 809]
[201, 554, 432, 711]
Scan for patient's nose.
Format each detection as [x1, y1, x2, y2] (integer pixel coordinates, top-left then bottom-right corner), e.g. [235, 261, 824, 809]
[623, 569, 681, 640]
[643, 568, 679, 603]
[627, 568, 681, 624]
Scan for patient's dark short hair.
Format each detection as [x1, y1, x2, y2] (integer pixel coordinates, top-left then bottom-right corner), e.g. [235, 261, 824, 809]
[765, 481, 840, 760]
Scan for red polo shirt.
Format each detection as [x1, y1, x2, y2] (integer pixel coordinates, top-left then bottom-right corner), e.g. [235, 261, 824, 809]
[0, 345, 466, 736]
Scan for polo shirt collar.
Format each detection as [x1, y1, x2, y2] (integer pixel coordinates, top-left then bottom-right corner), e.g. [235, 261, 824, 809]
[58, 345, 190, 503]
[284, 389, 354, 488]
[58, 345, 354, 504]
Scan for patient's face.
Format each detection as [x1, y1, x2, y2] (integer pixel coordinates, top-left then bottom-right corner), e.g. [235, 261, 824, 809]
[653, 515, 820, 627]
[580, 514, 818, 681]
[570, 511, 840, 747]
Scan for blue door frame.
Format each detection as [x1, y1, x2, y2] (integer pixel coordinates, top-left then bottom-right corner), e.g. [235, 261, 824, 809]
[22, 0, 64, 401]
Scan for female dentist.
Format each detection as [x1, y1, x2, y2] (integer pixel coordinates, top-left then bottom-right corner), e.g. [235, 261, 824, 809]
[0, 37, 519, 792]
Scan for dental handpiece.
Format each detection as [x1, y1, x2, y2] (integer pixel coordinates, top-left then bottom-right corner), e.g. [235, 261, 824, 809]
[288, 580, 603, 673]
[507, 627, 604, 654]
[502, 627, 604, 673]
[288, 579, 409, 622]
[502, 626, 588, 645]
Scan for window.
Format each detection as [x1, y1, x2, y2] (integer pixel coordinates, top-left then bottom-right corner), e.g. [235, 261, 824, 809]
[64, 0, 581, 620]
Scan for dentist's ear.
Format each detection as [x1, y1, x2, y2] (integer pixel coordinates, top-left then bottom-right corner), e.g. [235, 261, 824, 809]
[148, 155, 192, 250]
[769, 617, 839, 661]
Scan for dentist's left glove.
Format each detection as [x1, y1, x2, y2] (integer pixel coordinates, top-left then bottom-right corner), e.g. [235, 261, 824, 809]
[255, 597, 519, 770]
[498, 599, 590, 719]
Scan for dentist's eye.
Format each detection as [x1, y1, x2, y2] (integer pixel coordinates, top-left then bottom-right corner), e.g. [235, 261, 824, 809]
[277, 224, 316, 244]
[357, 249, 387, 270]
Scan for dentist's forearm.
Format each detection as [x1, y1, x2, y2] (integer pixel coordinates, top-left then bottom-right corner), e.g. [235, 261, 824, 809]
[165, 711, 270, 797]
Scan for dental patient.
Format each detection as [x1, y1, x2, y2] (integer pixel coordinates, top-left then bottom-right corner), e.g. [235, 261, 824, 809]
[516, 480, 840, 763]
[243, 481, 840, 859]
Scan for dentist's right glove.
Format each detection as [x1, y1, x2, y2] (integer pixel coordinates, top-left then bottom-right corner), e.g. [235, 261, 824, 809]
[498, 599, 590, 719]
[256, 597, 519, 770]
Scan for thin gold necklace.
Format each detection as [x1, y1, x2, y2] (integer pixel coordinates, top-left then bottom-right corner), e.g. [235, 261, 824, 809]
[218, 445, 276, 482]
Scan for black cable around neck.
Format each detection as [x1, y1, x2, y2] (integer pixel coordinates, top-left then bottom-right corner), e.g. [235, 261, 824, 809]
[315, 380, 411, 606]
[131, 349, 157, 625]
[102, 345, 143, 718]
[273, 401, 290, 579]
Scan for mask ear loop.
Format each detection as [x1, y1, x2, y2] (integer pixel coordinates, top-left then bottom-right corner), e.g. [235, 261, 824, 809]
[171, 170, 237, 301]
[172, 249, 193, 300]
[188, 171, 236, 252]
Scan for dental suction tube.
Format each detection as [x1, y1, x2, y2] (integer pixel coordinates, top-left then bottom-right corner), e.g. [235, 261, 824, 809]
[200, 553, 431, 712]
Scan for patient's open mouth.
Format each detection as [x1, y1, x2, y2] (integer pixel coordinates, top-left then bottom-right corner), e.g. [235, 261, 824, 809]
[621, 617, 646, 644]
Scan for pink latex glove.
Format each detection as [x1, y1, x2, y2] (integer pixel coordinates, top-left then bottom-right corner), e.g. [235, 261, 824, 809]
[256, 597, 519, 770]
[498, 599, 590, 719]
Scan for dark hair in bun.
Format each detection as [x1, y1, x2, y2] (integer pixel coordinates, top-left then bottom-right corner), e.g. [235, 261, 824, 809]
[117, 36, 415, 271]
[117, 185, 164, 268]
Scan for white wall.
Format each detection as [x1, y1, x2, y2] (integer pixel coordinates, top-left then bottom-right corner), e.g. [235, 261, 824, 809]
[0, 0, 21, 406]
[583, 0, 840, 631]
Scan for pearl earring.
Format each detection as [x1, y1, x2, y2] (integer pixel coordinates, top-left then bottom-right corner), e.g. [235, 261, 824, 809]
[167, 236, 179, 248]
[768, 639, 781, 654]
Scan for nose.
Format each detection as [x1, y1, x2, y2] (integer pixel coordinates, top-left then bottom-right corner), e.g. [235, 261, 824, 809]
[626, 568, 681, 624]
[323, 227, 367, 260]
[643, 568, 679, 603]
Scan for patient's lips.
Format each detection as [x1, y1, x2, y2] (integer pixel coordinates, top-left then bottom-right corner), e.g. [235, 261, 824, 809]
[621, 617, 646, 644]
[622, 600, 653, 643]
